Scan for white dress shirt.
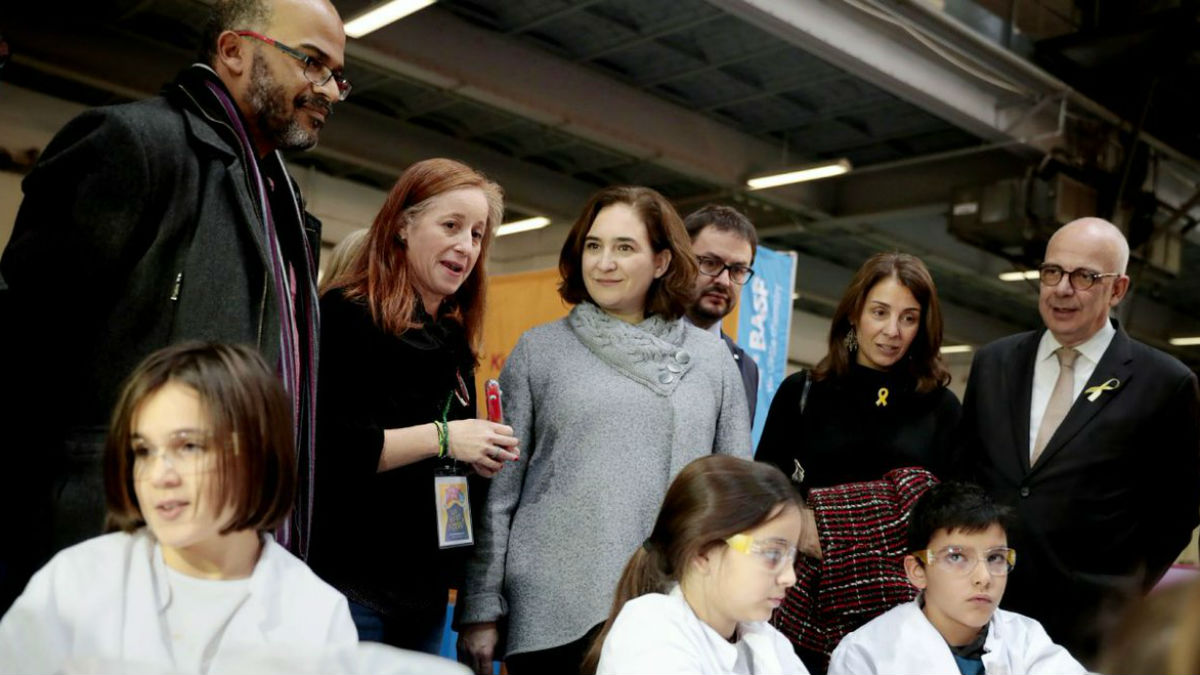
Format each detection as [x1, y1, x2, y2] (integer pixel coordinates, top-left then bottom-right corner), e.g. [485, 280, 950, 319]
[1028, 319, 1116, 459]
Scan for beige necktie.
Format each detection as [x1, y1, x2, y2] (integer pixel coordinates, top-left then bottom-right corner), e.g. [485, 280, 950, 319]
[1033, 347, 1079, 464]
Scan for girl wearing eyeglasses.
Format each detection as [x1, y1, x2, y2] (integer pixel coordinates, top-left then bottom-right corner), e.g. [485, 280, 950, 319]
[0, 343, 358, 673]
[581, 455, 807, 674]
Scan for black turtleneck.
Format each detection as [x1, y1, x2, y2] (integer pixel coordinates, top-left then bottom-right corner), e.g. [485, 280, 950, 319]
[755, 362, 960, 492]
[309, 290, 483, 617]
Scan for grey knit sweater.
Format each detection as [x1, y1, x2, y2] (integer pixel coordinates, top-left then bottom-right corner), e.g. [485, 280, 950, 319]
[458, 303, 752, 656]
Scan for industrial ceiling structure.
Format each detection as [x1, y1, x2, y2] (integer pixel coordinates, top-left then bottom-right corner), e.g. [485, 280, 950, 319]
[3, 0, 1200, 366]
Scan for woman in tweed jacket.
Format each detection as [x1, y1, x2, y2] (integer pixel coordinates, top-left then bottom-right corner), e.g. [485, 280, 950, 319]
[456, 186, 752, 674]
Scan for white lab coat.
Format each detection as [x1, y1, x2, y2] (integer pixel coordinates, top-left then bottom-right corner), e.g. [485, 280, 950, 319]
[597, 586, 809, 675]
[828, 599, 1086, 675]
[0, 530, 358, 674]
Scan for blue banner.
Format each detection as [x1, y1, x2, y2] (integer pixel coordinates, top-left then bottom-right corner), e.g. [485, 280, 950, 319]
[736, 246, 797, 448]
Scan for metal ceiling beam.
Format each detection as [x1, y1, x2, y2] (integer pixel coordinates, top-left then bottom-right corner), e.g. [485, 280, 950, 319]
[701, 72, 850, 113]
[349, 6, 833, 218]
[0, 15, 599, 226]
[574, 11, 724, 63]
[507, 0, 606, 35]
[636, 43, 788, 88]
[707, 0, 1062, 150]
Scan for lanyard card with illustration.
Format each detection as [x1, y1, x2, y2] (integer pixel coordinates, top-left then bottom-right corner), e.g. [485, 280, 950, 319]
[434, 372, 474, 548]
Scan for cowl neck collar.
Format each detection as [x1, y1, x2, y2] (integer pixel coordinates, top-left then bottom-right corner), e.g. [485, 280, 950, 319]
[568, 302, 693, 396]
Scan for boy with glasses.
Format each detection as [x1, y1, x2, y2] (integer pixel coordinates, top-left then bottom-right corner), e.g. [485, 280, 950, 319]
[828, 482, 1084, 675]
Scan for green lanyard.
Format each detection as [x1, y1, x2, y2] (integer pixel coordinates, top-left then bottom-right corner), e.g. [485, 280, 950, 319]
[435, 391, 454, 460]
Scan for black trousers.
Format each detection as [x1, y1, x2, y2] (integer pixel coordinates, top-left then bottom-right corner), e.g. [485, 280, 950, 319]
[505, 623, 603, 675]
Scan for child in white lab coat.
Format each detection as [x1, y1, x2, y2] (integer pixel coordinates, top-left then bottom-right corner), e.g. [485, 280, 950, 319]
[828, 481, 1084, 675]
[0, 342, 359, 674]
[584, 455, 810, 675]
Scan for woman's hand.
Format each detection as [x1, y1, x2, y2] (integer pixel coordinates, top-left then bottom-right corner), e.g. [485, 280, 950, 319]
[446, 419, 520, 477]
[457, 622, 499, 675]
[799, 506, 822, 559]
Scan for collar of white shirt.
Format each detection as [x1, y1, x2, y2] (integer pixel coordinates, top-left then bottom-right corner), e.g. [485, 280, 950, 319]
[1035, 317, 1117, 368]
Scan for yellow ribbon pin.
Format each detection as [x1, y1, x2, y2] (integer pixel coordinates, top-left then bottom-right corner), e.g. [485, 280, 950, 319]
[1084, 378, 1120, 402]
[875, 387, 889, 407]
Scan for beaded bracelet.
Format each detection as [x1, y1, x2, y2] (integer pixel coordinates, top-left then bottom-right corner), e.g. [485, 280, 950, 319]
[435, 420, 450, 459]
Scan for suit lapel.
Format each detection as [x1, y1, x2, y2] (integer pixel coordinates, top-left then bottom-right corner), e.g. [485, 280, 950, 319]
[1031, 326, 1134, 471]
[1010, 332, 1040, 474]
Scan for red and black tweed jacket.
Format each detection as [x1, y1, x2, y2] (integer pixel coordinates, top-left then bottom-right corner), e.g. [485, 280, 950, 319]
[773, 467, 939, 661]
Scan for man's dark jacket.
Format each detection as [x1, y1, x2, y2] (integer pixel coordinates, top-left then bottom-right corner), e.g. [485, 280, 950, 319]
[0, 65, 321, 609]
[722, 332, 759, 424]
[955, 320, 1200, 663]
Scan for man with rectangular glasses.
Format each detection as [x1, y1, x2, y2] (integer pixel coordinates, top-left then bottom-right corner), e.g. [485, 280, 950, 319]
[0, 0, 346, 611]
[683, 205, 760, 423]
[954, 217, 1200, 665]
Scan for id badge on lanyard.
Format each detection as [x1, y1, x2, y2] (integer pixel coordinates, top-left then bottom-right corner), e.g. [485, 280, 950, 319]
[434, 469, 473, 548]
[434, 371, 474, 549]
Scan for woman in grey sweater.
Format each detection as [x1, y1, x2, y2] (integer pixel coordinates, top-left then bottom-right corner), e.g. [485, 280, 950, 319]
[457, 186, 752, 674]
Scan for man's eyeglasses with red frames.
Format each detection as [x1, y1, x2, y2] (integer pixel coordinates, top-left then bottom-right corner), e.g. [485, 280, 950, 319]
[235, 30, 351, 101]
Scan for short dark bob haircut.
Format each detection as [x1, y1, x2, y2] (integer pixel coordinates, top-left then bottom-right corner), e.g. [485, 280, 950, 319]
[683, 204, 759, 263]
[104, 342, 295, 534]
[558, 185, 699, 320]
[815, 251, 951, 392]
[907, 481, 1014, 554]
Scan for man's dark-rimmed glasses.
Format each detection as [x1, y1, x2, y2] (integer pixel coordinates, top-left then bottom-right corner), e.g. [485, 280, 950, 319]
[235, 30, 351, 101]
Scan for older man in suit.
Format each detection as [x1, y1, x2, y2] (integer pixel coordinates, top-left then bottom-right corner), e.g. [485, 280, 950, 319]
[956, 217, 1200, 665]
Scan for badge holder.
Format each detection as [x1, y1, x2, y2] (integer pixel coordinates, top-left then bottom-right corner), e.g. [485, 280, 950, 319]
[434, 468, 473, 548]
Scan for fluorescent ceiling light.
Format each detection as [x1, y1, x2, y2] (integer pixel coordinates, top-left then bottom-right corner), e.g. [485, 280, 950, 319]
[1169, 337, 1200, 346]
[940, 345, 974, 354]
[746, 159, 852, 190]
[344, 0, 436, 38]
[999, 270, 1040, 281]
[496, 216, 551, 237]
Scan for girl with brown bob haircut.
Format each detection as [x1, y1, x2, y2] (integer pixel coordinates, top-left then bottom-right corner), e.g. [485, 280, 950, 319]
[557, 185, 699, 320]
[583, 455, 809, 674]
[311, 158, 520, 654]
[755, 251, 961, 671]
[0, 342, 357, 673]
[457, 186, 750, 675]
[105, 341, 295, 532]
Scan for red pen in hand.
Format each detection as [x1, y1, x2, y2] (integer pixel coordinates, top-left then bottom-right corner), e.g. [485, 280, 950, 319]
[485, 379, 503, 424]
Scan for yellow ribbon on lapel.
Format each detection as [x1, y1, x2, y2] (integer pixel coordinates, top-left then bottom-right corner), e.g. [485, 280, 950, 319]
[875, 387, 889, 407]
[1084, 378, 1120, 402]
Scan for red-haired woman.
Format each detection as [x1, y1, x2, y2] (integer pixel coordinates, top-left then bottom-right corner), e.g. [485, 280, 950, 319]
[309, 158, 520, 654]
